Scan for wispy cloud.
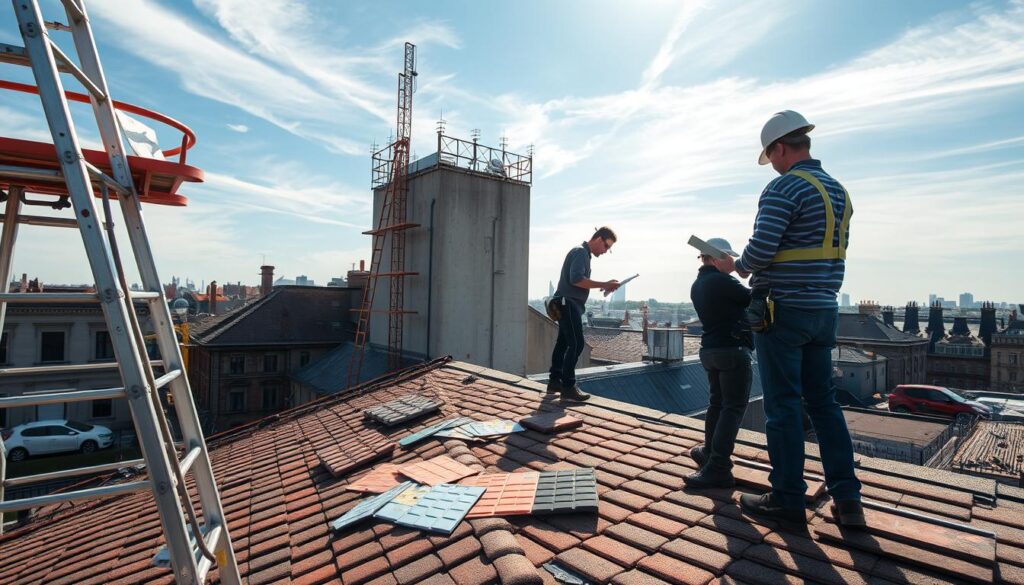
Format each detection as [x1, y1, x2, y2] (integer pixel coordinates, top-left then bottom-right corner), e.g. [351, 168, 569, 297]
[226, 123, 249, 133]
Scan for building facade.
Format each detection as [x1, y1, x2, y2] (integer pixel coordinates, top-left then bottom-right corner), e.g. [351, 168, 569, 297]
[837, 312, 929, 391]
[0, 298, 153, 431]
[187, 286, 359, 431]
[832, 346, 887, 403]
[991, 311, 1024, 394]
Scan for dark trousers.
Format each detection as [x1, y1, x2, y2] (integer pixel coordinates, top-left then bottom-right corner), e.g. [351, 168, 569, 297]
[549, 298, 585, 387]
[754, 304, 861, 509]
[700, 346, 752, 472]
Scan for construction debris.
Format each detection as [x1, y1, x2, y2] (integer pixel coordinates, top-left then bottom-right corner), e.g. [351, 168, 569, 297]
[363, 394, 441, 426]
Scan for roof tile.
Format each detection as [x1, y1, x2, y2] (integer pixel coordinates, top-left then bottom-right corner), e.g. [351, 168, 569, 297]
[698, 514, 771, 543]
[726, 559, 804, 585]
[604, 522, 670, 553]
[582, 534, 647, 567]
[610, 569, 675, 585]
[447, 553, 499, 585]
[479, 530, 525, 560]
[555, 547, 627, 583]
[637, 552, 715, 585]
[516, 521, 582, 552]
[661, 538, 732, 575]
[392, 553, 443, 585]
[437, 537, 482, 568]
[626, 511, 689, 538]
[491, 553, 543, 585]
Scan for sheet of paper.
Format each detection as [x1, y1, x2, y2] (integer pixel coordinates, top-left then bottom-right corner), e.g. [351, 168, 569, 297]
[604, 273, 638, 296]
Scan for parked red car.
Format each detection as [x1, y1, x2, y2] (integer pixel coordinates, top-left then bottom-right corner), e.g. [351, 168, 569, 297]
[888, 384, 991, 421]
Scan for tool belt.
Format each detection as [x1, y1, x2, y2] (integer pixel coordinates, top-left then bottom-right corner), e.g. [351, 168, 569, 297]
[746, 290, 774, 333]
[544, 296, 562, 321]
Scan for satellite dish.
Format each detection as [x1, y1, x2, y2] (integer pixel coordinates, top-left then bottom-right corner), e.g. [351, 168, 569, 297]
[487, 158, 505, 176]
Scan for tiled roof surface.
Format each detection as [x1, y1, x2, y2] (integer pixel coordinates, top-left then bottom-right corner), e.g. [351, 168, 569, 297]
[584, 328, 647, 363]
[952, 421, 1024, 481]
[833, 346, 887, 364]
[190, 286, 355, 346]
[291, 342, 421, 395]
[2, 358, 1024, 584]
[837, 313, 929, 345]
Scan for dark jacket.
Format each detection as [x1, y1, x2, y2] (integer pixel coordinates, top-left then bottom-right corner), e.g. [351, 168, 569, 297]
[555, 242, 592, 304]
[691, 265, 752, 349]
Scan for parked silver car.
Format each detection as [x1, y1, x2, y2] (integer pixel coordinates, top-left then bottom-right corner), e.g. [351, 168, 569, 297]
[2, 419, 113, 462]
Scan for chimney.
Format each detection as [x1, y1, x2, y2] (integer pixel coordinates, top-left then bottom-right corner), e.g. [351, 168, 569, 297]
[903, 302, 920, 334]
[260, 265, 274, 297]
[979, 302, 996, 347]
[951, 316, 970, 337]
[346, 259, 369, 289]
[926, 301, 945, 352]
[882, 306, 895, 327]
[646, 327, 685, 362]
[857, 300, 881, 317]
[208, 280, 218, 315]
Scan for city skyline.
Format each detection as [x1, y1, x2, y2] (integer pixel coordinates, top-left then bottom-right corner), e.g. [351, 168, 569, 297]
[1, 1, 1022, 304]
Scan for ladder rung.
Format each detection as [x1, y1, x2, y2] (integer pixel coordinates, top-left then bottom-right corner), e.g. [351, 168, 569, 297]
[153, 523, 222, 569]
[361, 222, 420, 235]
[84, 161, 131, 196]
[129, 291, 163, 299]
[0, 213, 78, 228]
[0, 43, 73, 74]
[349, 308, 418, 314]
[196, 525, 224, 580]
[154, 368, 183, 389]
[178, 446, 202, 475]
[0, 480, 149, 514]
[368, 271, 420, 278]
[4, 458, 146, 488]
[0, 360, 163, 377]
[0, 386, 126, 408]
[45, 37, 106, 102]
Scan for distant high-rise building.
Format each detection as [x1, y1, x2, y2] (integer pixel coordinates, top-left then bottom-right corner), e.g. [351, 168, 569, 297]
[928, 293, 937, 306]
[612, 284, 626, 304]
[841, 293, 850, 307]
[548, 280, 554, 297]
[959, 292, 974, 309]
[295, 275, 314, 286]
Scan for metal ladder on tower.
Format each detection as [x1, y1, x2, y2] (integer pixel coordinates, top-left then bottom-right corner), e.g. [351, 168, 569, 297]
[0, 1, 240, 583]
[347, 42, 418, 389]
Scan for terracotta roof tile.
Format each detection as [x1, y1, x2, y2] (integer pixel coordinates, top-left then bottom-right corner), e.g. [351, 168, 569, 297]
[5, 358, 1022, 585]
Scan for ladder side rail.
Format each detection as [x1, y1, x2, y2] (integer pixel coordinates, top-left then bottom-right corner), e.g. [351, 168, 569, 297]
[13, 1, 202, 582]
[0, 184, 13, 532]
[65, 4, 240, 581]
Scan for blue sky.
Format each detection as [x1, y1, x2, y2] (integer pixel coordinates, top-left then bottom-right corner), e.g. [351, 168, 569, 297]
[1, 0, 1022, 305]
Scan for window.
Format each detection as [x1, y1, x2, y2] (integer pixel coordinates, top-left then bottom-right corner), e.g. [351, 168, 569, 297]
[95, 330, 115, 360]
[228, 389, 246, 412]
[1011, 354, 1019, 365]
[21, 426, 50, 437]
[229, 355, 244, 375]
[0, 331, 7, 364]
[65, 420, 93, 432]
[92, 399, 113, 418]
[300, 352, 311, 367]
[262, 385, 279, 410]
[263, 354, 278, 373]
[40, 331, 65, 362]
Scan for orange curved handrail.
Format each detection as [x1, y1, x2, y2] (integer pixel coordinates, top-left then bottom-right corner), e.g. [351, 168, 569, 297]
[0, 79, 197, 164]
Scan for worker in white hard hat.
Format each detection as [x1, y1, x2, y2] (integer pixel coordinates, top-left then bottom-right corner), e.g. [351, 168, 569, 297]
[715, 110, 865, 528]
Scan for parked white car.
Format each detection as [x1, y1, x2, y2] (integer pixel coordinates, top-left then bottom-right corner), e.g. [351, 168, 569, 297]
[2, 420, 113, 462]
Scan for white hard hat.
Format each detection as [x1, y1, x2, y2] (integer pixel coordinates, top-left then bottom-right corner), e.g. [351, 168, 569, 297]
[758, 110, 814, 165]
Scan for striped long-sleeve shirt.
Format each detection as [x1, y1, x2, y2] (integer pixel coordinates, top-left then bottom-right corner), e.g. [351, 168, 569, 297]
[734, 159, 851, 309]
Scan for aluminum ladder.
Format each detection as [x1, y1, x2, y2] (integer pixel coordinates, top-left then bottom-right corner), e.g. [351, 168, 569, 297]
[0, 1, 240, 583]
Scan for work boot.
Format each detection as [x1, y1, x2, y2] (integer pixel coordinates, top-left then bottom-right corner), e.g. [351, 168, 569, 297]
[832, 499, 867, 528]
[545, 380, 563, 394]
[739, 492, 806, 524]
[560, 384, 590, 402]
[683, 467, 735, 489]
[689, 444, 708, 468]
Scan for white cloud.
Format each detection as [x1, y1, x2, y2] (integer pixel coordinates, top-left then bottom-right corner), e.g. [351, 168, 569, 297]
[226, 123, 249, 133]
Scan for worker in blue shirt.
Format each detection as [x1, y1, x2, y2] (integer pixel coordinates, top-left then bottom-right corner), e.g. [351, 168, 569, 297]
[685, 238, 752, 489]
[716, 111, 864, 527]
[547, 227, 620, 401]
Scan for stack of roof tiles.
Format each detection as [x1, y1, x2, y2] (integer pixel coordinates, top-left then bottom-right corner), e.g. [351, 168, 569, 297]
[2, 357, 1024, 584]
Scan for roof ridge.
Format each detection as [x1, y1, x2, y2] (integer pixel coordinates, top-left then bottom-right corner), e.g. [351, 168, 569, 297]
[192, 288, 282, 342]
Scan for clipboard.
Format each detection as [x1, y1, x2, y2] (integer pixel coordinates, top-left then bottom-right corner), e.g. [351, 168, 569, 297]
[604, 273, 638, 296]
[687, 235, 728, 260]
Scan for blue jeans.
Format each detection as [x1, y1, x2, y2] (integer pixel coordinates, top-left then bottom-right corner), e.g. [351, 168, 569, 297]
[549, 298, 585, 387]
[754, 304, 861, 509]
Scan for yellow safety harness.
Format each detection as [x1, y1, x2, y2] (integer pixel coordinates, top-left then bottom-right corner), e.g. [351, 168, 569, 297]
[770, 169, 852, 263]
